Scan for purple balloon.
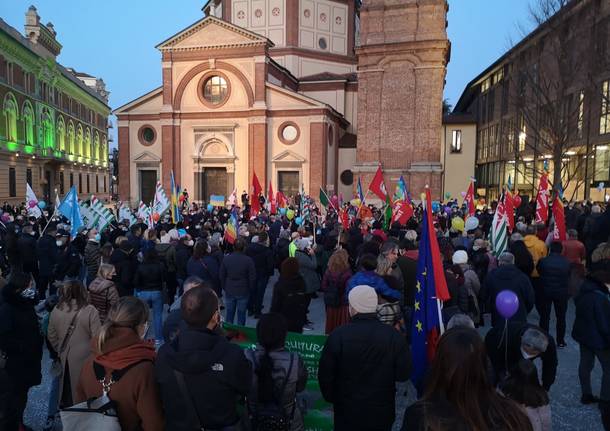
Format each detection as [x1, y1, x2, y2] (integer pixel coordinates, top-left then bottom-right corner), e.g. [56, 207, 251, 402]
[496, 290, 519, 319]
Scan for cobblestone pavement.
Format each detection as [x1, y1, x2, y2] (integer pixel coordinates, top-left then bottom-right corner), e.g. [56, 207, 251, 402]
[25, 275, 604, 430]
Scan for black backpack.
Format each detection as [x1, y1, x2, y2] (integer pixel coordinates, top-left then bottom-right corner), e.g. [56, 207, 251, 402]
[251, 352, 295, 431]
[323, 273, 341, 308]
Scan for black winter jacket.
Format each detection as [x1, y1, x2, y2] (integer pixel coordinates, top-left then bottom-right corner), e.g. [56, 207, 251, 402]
[134, 261, 165, 291]
[155, 327, 252, 430]
[175, 243, 192, 281]
[510, 240, 535, 277]
[270, 275, 309, 333]
[318, 313, 411, 431]
[17, 233, 37, 273]
[537, 252, 571, 299]
[109, 248, 136, 296]
[246, 242, 275, 279]
[572, 277, 610, 351]
[37, 233, 58, 277]
[219, 252, 256, 297]
[481, 264, 535, 327]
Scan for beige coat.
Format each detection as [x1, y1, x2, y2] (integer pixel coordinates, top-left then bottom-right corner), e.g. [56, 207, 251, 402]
[48, 302, 101, 404]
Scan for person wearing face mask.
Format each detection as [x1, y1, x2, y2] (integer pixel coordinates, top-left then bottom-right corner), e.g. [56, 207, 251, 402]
[485, 323, 558, 391]
[155, 286, 252, 431]
[75, 297, 164, 431]
[37, 223, 60, 300]
[84, 228, 102, 287]
[0, 272, 44, 431]
[16, 223, 38, 282]
[572, 269, 610, 427]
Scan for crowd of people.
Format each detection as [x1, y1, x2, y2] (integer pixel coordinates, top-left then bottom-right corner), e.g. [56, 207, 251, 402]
[0, 194, 608, 430]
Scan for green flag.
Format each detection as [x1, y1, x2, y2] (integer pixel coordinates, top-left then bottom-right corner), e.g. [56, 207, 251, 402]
[319, 187, 329, 207]
[383, 194, 392, 230]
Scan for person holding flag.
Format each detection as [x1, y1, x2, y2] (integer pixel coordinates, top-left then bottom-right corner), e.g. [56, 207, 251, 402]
[463, 178, 476, 217]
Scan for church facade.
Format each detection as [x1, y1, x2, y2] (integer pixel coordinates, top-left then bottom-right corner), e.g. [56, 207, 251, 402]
[116, 0, 449, 206]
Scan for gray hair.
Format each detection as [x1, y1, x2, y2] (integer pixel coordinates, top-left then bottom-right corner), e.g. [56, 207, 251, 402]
[521, 327, 549, 353]
[510, 233, 524, 243]
[183, 276, 204, 293]
[498, 252, 515, 266]
[376, 255, 394, 276]
[525, 225, 536, 235]
[379, 240, 399, 256]
[404, 230, 418, 242]
[592, 205, 601, 214]
[447, 313, 475, 330]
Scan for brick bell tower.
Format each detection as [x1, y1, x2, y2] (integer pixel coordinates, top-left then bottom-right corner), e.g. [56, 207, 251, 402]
[354, 0, 450, 200]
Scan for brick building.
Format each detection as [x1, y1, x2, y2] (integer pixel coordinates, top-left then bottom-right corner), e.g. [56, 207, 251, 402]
[116, 0, 450, 205]
[0, 6, 111, 205]
[454, 0, 610, 202]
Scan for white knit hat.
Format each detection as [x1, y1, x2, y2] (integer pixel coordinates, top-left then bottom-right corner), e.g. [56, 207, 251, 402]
[348, 285, 378, 314]
[452, 250, 468, 265]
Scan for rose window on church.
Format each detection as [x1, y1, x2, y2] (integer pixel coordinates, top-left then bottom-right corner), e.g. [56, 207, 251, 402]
[272, 7, 280, 16]
[202, 75, 228, 105]
[278, 122, 300, 145]
[320, 13, 327, 23]
[237, 10, 245, 19]
[304, 9, 311, 18]
[336, 16, 342, 25]
[255, 8, 263, 18]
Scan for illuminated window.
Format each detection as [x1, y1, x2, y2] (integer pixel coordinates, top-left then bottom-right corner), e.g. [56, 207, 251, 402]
[518, 115, 527, 152]
[600, 80, 610, 135]
[57, 117, 65, 151]
[577, 90, 584, 139]
[23, 103, 35, 146]
[595, 144, 610, 181]
[451, 130, 462, 153]
[4, 95, 18, 142]
[202, 75, 228, 105]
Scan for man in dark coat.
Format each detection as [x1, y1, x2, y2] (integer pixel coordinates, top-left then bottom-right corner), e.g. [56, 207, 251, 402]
[156, 287, 252, 430]
[36, 223, 59, 299]
[16, 224, 38, 278]
[268, 215, 282, 247]
[572, 270, 610, 426]
[219, 238, 256, 325]
[485, 322, 558, 391]
[481, 251, 535, 327]
[318, 285, 411, 431]
[537, 241, 571, 347]
[0, 272, 43, 431]
[245, 232, 274, 317]
[109, 239, 137, 297]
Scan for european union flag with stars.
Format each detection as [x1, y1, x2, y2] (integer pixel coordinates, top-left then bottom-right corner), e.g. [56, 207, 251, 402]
[411, 188, 450, 393]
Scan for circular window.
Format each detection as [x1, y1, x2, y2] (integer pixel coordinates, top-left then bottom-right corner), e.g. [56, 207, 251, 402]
[318, 37, 327, 50]
[138, 125, 156, 146]
[340, 170, 354, 186]
[278, 121, 300, 145]
[198, 71, 231, 108]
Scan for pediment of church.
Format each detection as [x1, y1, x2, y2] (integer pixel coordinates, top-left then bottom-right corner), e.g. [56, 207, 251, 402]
[133, 151, 161, 163]
[272, 150, 306, 163]
[156, 16, 272, 51]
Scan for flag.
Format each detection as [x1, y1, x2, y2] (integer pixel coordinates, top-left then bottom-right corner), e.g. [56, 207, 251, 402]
[251, 172, 262, 215]
[276, 191, 288, 209]
[504, 189, 515, 233]
[26, 183, 42, 218]
[152, 181, 170, 216]
[170, 171, 182, 223]
[411, 188, 450, 393]
[392, 199, 414, 225]
[552, 194, 566, 242]
[58, 186, 83, 237]
[268, 181, 277, 214]
[319, 187, 330, 208]
[119, 203, 137, 227]
[89, 195, 116, 232]
[357, 176, 365, 204]
[54, 190, 61, 211]
[224, 207, 238, 244]
[463, 180, 476, 217]
[383, 194, 392, 230]
[228, 188, 237, 207]
[368, 165, 388, 201]
[535, 173, 549, 224]
[491, 192, 509, 257]
[393, 176, 407, 202]
[339, 207, 350, 230]
[137, 201, 149, 219]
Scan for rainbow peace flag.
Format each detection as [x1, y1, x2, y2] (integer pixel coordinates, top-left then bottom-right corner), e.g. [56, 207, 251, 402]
[224, 207, 238, 244]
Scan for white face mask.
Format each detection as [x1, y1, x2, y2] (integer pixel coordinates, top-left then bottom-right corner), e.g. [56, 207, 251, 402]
[29, 231, 36, 236]
[521, 347, 537, 360]
[186, 240, 194, 247]
[56, 240, 63, 247]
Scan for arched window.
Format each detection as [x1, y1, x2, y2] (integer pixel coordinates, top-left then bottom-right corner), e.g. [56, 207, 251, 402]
[68, 121, 75, 154]
[22, 101, 35, 146]
[76, 124, 83, 156]
[41, 110, 53, 149]
[101, 136, 108, 163]
[84, 128, 91, 159]
[3, 93, 18, 142]
[56, 116, 66, 151]
[93, 132, 100, 161]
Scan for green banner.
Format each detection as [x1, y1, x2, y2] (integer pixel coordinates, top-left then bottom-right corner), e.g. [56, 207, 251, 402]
[223, 323, 333, 431]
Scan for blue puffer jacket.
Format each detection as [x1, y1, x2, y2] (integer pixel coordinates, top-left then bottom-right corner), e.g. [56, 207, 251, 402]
[346, 271, 402, 301]
[537, 253, 571, 299]
[572, 277, 610, 351]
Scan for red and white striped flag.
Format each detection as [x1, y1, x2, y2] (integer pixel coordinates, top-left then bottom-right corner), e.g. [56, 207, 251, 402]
[535, 173, 549, 224]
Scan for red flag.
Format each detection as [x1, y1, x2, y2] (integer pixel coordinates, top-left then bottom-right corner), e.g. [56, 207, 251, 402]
[424, 188, 450, 301]
[268, 181, 276, 214]
[391, 199, 414, 225]
[250, 172, 263, 215]
[552, 194, 566, 241]
[463, 180, 476, 217]
[504, 189, 515, 233]
[276, 191, 287, 208]
[368, 165, 388, 202]
[535, 173, 549, 224]
[339, 207, 350, 230]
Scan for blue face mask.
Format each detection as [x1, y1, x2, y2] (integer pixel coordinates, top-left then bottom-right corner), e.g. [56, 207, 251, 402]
[94, 233, 101, 242]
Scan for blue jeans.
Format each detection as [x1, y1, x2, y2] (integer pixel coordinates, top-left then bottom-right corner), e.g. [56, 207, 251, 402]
[225, 293, 249, 325]
[47, 372, 60, 418]
[251, 276, 269, 314]
[136, 290, 163, 343]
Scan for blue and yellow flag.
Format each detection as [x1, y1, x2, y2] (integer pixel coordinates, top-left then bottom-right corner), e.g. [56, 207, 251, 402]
[170, 170, 182, 224]
[356, 176, 365, 204]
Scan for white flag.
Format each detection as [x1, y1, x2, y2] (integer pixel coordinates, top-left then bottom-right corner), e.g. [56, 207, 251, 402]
[26, 183, 42, 218]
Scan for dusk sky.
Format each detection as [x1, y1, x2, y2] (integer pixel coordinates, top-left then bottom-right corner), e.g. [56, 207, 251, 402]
[2, 0, 534, 144]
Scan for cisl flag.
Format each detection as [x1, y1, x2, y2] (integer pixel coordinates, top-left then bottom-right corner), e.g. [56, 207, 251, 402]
[552, 194, 566, 241]
[463, 180, 476, 217]
[368, 165, 388, 201]
[535, 173, 549, 224]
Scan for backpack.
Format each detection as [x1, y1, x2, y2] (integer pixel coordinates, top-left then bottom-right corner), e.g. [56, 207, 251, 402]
[323, 273, 342, 308]
[250, 352, 296, 431]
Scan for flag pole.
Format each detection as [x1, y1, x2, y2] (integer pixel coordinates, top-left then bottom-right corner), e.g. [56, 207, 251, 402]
[320, 187, 337, 212]
[355, 189, 372, 219]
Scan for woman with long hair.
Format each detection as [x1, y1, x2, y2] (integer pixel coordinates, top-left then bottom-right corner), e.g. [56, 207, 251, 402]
[245, 313, 308, 431]
[88, 263, 120, 323]
[322, 249, 352, 334]
[75, 297, 164, 431]
[47, 280, 101, 408]
[500, 359, 551, 431]
[402, 327, 533, 431]
[271, 258, 309, 333]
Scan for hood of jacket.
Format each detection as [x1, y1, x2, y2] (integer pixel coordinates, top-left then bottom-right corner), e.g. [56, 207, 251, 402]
[94, 327, 156, 370]
[523, 235, 542, 249]
[492, 264, 523, 281]
[88, 277, 114, 294]
[164, 327, 228, 374]
[247, 242, 269, 255]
